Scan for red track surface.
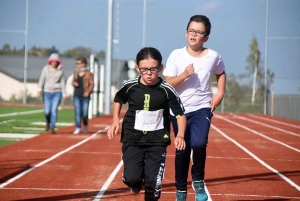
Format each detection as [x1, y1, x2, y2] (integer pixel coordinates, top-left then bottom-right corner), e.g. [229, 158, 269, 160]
[0, 112, 299, 201]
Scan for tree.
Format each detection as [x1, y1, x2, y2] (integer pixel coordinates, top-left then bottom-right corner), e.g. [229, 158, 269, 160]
[243, 35, 274, 104]
[95, 50, 105, 59]
[61, 46, 92, 58]
[46, 45, 60, 56]
[225, 74, 244, 105]
[246, 35, 261, 104]
[2, 43, 11, 52]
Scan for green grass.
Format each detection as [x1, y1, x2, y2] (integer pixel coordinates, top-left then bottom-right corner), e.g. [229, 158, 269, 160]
[0, 105, 75, 147]
[0, 138, 23, 147]
[0, 107, 74, 134]
[0, 106, 43, 113]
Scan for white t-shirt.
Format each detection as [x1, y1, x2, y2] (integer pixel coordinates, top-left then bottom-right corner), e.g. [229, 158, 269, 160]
[163, 47, 225, 114]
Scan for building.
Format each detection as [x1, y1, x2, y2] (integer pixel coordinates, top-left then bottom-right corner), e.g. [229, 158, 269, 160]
[0, 55, 130, 101]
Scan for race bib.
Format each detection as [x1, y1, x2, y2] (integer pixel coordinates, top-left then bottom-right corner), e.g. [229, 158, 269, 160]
[134, 109, 164, 131]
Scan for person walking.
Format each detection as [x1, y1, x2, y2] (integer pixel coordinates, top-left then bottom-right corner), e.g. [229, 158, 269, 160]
[107, 47, 187, 201]
[37, 53, 67, 134]
[72, 57, 94, 134]
[163, 15, 226, 201]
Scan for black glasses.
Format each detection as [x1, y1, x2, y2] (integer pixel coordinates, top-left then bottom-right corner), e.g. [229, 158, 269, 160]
[138, 67, 159, 74]
[187, 29, 207, 37]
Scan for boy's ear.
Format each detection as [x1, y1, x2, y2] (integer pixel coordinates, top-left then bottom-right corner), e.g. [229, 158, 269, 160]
[135, 65, 140, 73]
[158, 64, 163, 72]
[204, 36, 209, 42]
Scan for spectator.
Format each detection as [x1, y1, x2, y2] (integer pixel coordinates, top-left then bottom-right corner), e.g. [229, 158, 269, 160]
[37, 53, 67, 134]
[72, 57, 94, 134]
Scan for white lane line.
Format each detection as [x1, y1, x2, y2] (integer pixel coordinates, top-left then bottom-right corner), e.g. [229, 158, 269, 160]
[0, 133, 38, 139]
[1, 187, 126, 192]
[31, 122, 74, 126]
[0, 119, 15, 125]
[2, 188, 300, 200]
[211, 124, 300, 191]
[0, 126, 110, 188]
[215, 114, 300, 153]
[93, 160, 123, 201]
[210, 193, 300, 200]
[13, 127, 45, 131]
[246, 114, 300, 129]
[93, 118, 124, 201]
[0, 109, 43, 117]
[230, 114, 300, 137]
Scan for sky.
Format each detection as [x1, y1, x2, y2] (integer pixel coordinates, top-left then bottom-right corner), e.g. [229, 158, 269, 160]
[0, 0, 300, 94]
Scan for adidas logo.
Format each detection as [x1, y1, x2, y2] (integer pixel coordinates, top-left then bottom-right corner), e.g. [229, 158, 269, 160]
[163, 134, 169, 138]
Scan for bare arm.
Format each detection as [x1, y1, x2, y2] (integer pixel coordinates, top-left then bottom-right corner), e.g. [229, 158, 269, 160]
[173, 114, 187, 150]
[107, 102, 122, 139]
[164, 64, 195, 87]
[210, 71, 226, 112]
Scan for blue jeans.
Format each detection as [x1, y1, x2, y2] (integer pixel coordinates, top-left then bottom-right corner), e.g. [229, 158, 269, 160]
[43, 91, 62, 129]
[73, 95, 90, 128]
[170, 107, 213, 191]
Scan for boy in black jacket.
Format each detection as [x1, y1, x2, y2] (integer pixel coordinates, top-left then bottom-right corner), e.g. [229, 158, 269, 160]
[107, 47, 187, 201]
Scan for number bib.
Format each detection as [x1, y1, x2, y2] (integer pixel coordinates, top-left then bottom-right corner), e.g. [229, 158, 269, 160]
[134, 109, 164, 131]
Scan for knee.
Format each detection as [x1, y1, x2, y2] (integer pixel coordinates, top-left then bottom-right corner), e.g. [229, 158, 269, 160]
[144, 178, 159, 189]
[191, 140, 207, 149]
[51, 109, 57, 115]
[123, 176, 142, 187]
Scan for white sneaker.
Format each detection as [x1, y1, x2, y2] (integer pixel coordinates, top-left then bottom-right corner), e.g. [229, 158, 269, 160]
[83, 126, 88, 133]
[73, 128, 81, 134]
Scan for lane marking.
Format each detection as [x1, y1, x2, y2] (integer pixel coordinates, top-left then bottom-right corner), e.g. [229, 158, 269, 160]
[2, 188, 300, 200]
[246, 114, 300, 129]
[230, 114, 300, 137]
[0, 119, 15, 125]
[210, 193, 300, 200]
[0, 133, 38, 139]
[93, 118, 124, 201]
[215, 114, 300, 153]
[211, 124, 300, 191]
[0, 126, 110, 188]
[31, 122, 74, 126]
[0, 109, 43, 117]
[93, 160, 123, 201]
[12, 127, 45, 131]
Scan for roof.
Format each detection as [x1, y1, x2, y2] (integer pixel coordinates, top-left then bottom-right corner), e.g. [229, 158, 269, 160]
[0, 55, 129, 87]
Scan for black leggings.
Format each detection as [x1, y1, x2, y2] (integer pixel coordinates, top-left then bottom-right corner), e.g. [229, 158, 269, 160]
[122, 145, 167, 201]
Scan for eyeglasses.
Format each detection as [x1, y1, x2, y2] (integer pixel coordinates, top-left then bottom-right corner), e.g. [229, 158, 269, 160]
[187, 29, 207, 37]
[138, 67, 159, 74]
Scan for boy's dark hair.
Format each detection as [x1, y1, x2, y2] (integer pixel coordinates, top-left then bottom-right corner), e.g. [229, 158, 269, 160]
[76, 57, 87, 65]
[186, 15, 211, 36]
[136, 47, 162, 66]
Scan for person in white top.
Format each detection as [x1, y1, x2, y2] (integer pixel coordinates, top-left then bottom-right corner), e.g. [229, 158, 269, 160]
[163, 15, 226, 201]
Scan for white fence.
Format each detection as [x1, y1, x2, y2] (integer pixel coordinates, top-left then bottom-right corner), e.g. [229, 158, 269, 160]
[267, 94, 300, 121]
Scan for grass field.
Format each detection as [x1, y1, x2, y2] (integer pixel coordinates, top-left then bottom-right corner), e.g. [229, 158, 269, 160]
[0, 106, 74, 147]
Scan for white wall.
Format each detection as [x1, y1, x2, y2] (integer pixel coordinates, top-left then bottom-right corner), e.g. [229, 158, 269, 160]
[0, 72, 37, 100]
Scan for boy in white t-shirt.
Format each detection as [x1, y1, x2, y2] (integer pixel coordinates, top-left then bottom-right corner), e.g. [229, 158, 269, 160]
[163, 15, 226, 201]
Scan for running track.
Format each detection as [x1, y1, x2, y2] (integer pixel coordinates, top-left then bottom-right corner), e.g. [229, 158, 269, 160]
[0, 112, 299, 201]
